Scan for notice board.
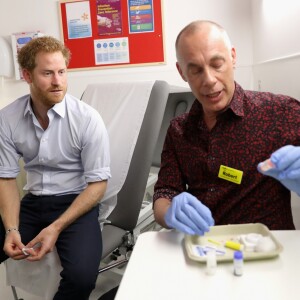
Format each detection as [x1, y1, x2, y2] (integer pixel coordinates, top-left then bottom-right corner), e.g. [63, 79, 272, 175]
[59, 0, 165, 71]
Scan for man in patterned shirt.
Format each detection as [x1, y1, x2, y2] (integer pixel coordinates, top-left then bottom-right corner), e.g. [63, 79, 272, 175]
[153, 20, 300, 234]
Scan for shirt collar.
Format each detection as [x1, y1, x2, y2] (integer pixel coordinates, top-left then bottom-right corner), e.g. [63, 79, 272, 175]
[227, 82, 245, 117]
[24, 95, 66, 118]
[24, 95, 32, 117]
[189, 81, 246, 119]
[52, 97, 66, 118]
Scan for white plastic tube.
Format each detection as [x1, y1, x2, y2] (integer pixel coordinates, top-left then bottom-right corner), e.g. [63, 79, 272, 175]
[206, 249, 217, 275]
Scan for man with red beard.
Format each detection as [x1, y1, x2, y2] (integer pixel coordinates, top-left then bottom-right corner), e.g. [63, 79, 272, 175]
[153, 20, 300, 235]
[0, 36, 111, 299]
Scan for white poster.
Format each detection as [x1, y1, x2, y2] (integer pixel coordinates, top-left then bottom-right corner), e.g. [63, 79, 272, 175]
[94, 37, 129, 65]
[66, 1, 92, 39]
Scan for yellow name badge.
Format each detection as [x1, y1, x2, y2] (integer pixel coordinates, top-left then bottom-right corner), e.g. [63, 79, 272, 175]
[218, 165, 243, 184]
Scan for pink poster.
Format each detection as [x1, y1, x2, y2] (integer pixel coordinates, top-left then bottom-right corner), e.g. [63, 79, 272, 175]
[96, 0, 122, 36]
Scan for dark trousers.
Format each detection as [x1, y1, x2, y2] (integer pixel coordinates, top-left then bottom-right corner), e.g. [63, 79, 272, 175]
[0, 193, 102, 300]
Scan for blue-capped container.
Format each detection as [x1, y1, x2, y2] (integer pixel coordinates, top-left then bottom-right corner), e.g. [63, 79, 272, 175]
[233, 250, 244, 276]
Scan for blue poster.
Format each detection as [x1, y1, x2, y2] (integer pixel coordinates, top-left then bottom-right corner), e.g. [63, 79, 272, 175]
[128, 0, 154, 33]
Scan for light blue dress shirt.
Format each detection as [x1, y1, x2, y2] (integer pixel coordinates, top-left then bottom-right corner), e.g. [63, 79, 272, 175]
[0, 93, 111, 196]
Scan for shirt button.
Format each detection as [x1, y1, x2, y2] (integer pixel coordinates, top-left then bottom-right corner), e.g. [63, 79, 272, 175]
[209, 188, 215, 192]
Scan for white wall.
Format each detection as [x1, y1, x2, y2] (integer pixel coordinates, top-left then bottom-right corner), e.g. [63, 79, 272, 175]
[251, 0, 300, 98]
[252, 0, 300, 63]
[0, 0, 253, 108]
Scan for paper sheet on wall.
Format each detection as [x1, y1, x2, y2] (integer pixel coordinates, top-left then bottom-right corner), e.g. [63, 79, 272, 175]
[96, 0, 123, 36]
[94, 37, 129, 64]
[66, 0, 92, 39]
[11, 31, 44, 80]
[128, 0, 154, 33]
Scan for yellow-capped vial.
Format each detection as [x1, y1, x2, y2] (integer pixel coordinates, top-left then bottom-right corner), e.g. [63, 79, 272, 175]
[225, 240, 244, 251]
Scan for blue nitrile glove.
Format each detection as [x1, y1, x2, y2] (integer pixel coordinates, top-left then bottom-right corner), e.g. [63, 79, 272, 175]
[257, 145, 300, 195]
[164, 192, 215, 236]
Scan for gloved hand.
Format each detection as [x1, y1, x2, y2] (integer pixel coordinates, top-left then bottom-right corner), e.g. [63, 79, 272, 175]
[257, 145, 300, 195]
[164, 192, 214, 236]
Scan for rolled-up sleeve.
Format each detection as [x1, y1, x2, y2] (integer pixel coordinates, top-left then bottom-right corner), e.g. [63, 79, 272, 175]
[81, 108, 111, 183]
[0, 112, 21, 178]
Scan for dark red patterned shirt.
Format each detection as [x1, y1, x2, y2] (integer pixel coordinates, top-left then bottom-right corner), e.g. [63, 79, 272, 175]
[153, 82, 300, 230]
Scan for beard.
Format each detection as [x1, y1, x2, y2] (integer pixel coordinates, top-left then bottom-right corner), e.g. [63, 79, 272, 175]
[31, 84, 67, 108]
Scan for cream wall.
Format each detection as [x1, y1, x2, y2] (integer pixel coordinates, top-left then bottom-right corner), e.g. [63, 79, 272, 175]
[0, 0, 253, 108]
